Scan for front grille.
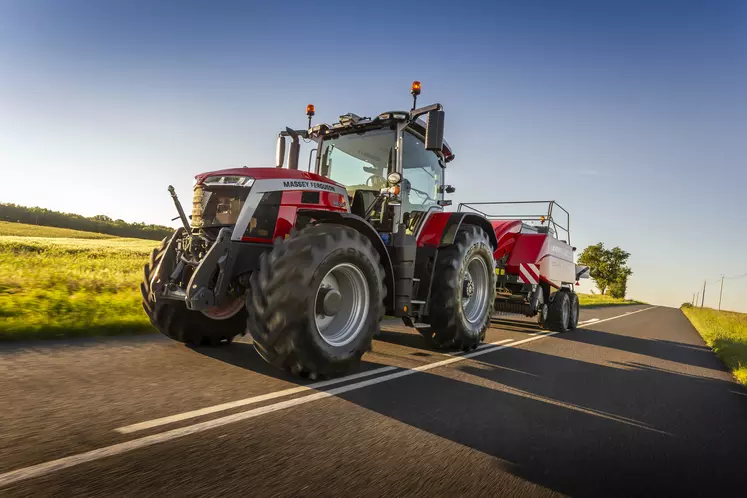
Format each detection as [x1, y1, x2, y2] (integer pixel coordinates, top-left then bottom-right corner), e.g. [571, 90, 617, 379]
[191, 185, 249, 229]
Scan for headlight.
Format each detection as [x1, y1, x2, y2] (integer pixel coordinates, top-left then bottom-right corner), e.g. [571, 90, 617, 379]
[387, 172, 402, 185]
[203, 176, 255, 187]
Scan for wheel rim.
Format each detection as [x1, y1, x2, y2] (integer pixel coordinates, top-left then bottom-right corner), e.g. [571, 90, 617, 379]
[314, 263, 370, 347]
[201, 297, 244, 320]
[462, 255, 490, 324]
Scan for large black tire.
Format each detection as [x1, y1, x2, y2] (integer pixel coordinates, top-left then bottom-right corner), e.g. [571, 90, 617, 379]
[247, 224, 385, 378]
[141, 237, 245, 345]
[546, 290, 571, 333]
[421, 225, 496, 350]
[568, 292, 580, 330]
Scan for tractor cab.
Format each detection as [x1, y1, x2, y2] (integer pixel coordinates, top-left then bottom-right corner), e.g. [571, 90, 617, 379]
[275, 81, 455, 240]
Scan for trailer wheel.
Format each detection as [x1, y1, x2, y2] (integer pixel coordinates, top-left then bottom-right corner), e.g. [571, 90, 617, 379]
[568, 292, 580, 330]
[247, 224, 385, 378]
[141, 237, 245, 346]
[546, 290, 571, 333]
[537, 302, 549, 329]
[422, 225, 496, 350]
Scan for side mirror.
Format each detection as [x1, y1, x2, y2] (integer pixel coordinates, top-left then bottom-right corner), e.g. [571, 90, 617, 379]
[276, 135, 286, 168]
[425, 109, 445, 151]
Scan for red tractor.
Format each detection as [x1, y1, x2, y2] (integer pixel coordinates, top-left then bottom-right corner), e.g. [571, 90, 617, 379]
[142, 82, 498, 377]
[459, 201, 590, 332]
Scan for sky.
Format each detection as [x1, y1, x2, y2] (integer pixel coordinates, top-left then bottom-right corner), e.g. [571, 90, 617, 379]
[0, 0, 745, 310]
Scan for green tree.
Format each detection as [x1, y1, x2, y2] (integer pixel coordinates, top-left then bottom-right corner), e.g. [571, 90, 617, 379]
[578, 242, 633, 296]
[608, 274, 629, 299]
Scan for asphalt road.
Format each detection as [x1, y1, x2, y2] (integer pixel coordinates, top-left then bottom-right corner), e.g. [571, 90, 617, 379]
[1, 305, 746, 497]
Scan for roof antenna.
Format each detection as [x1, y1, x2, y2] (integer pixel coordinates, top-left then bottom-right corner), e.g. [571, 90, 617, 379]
[410, 81, 421, 111]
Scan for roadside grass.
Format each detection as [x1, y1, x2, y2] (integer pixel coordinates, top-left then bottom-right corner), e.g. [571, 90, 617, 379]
[0, 235, 158, 340]
[681, 305, 747, 386]
[577, 293, 645, 307]
[0, 220, 115, 239]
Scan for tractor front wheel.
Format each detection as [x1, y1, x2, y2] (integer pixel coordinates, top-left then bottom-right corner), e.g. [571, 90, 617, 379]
[422, 225, 496, 350]
[141, 237, 245, 345]
[247, 224, 385, 378]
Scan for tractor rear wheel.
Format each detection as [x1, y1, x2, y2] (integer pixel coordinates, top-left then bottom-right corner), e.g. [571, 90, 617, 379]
[421, 225, 496, 350]
[247, 224, 385, 378]
[141, 236, 245, 345]
[546, 290, 571, 333]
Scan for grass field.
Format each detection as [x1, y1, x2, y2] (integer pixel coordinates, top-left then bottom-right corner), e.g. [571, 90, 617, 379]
[577, 293, 645, 307]
[0, 220, 115, 239]
[0, 232, 157, 340]
[681, 306, 747, 386]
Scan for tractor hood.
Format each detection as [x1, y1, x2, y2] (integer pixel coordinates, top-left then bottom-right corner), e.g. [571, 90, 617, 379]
[195, 167, 343, 187]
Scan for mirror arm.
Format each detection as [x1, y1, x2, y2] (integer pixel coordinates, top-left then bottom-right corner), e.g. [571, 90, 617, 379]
[409, 103, 442, 120]
[279, 129, 309, 139]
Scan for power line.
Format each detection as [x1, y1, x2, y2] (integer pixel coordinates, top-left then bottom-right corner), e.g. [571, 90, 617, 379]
[692, 270, 747, 310]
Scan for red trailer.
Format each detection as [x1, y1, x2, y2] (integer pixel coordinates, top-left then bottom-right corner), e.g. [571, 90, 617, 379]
[459, 201, 590, 332]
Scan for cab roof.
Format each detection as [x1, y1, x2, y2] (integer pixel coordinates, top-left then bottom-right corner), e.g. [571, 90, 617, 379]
[309, 110, 455, 163]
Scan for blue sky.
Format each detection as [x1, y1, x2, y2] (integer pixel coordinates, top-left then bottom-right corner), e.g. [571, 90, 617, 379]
[0, 0, 745, 310]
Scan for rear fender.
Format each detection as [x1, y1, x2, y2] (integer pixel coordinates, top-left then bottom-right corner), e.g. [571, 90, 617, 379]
[296, 209, 395, 312]
[417, 212, 498, 250]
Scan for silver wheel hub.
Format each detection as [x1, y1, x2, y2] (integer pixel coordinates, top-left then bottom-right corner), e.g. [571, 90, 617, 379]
[462, 256, 490, 324]
[315, 263, 370, 347]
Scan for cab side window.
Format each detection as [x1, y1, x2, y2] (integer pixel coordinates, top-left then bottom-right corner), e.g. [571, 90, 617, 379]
[401, 132, 442, 213]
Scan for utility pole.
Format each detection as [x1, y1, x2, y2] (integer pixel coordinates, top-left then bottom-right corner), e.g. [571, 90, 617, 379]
[701, 280, 706, 308]
[696, 291, 700, 306]
[718, 275, 724, 311]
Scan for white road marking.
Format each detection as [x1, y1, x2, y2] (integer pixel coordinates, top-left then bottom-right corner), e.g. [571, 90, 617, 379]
[578, 318, 600, 325]
[117, 339, 514, 435]
[115, 365, 399, 434]
[578, 306, 657, 328]
[0, 308, 656, 488]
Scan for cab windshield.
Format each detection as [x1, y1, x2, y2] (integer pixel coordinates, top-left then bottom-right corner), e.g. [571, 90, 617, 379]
[318, 129, 395, 196]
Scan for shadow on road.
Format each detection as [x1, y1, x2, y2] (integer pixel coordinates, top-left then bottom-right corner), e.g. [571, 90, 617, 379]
[553, 327, 726, 371]
[189, 340, 393, 384]
[335, 336, 747, 497]
[152, 312, 747, 497]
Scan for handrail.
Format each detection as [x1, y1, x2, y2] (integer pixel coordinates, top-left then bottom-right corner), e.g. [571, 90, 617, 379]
[458, 200, 571, 244]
